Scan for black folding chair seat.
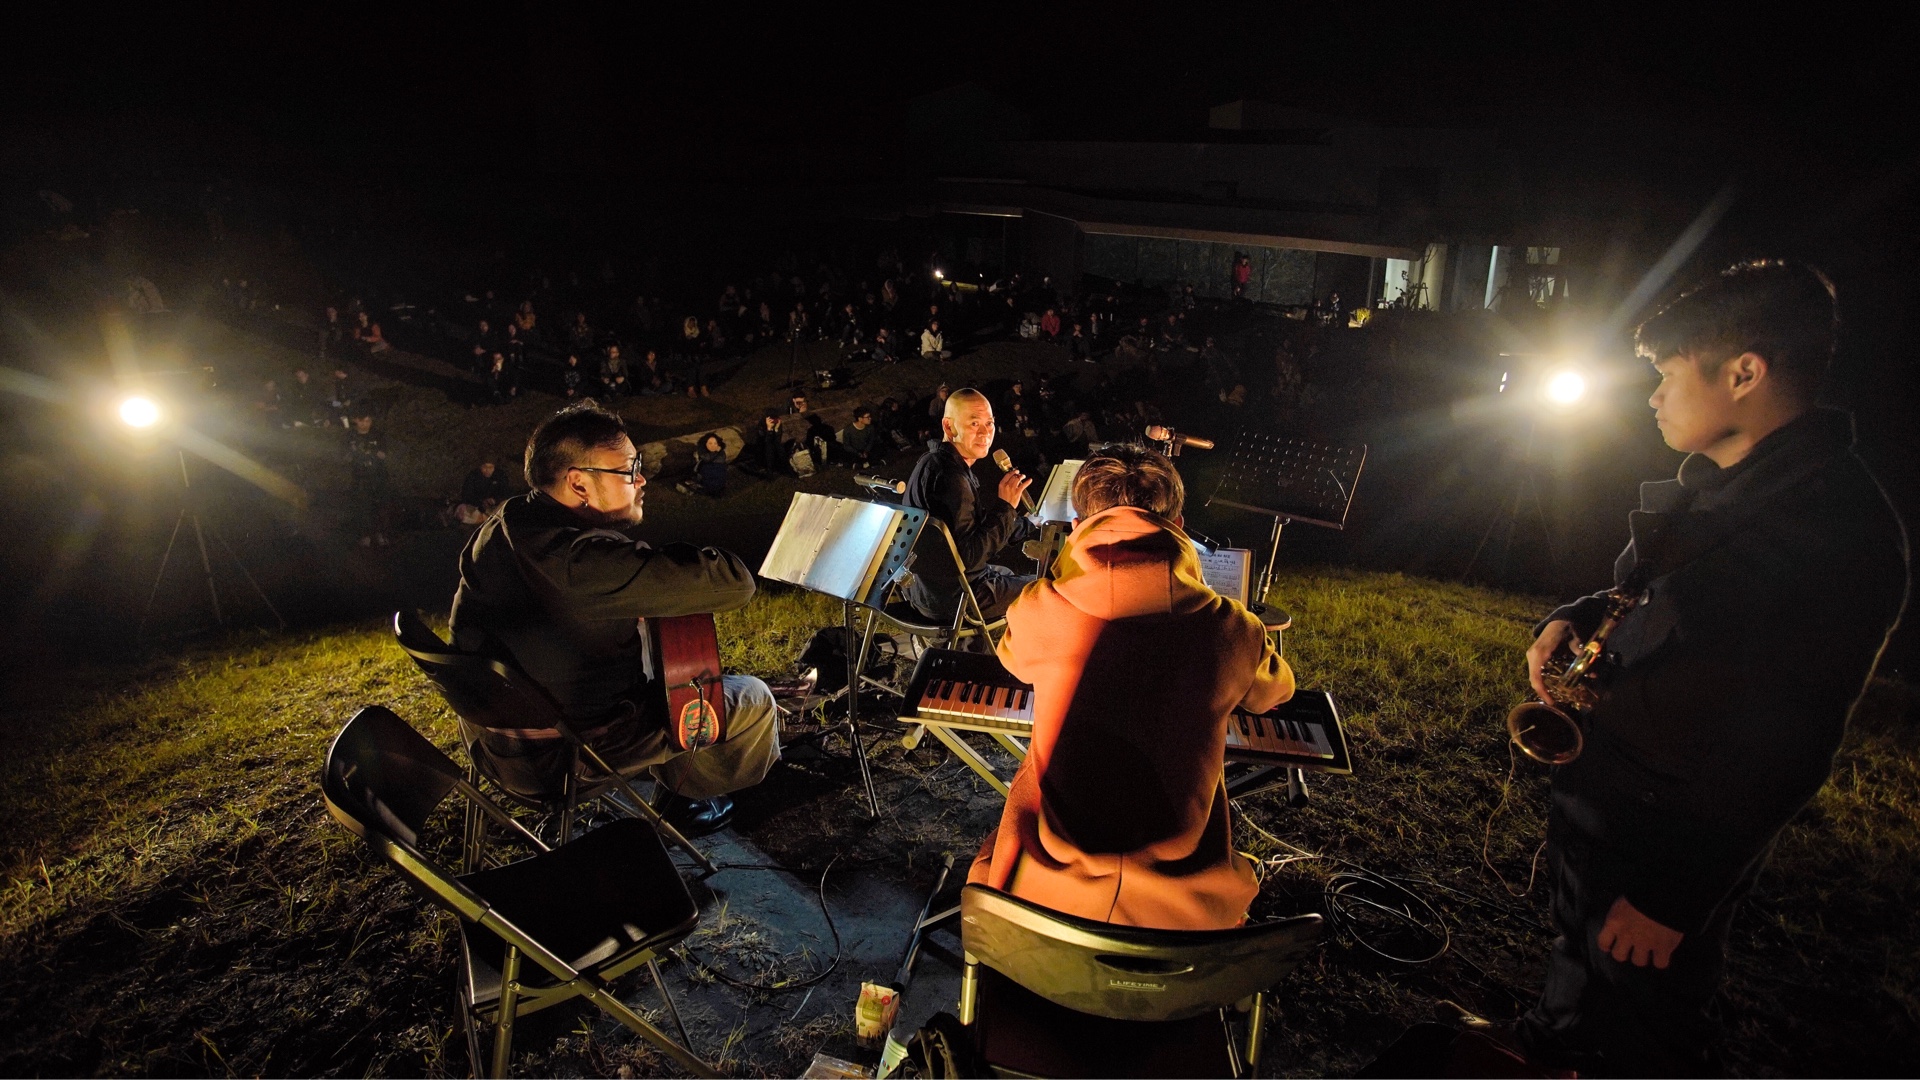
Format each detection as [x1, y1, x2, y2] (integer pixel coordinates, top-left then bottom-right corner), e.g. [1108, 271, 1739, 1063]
[461, 818, 698, 1004]
[322, 705, 715, 1078]
[392, 611, 713, 874]
[876, 599, 951, 636]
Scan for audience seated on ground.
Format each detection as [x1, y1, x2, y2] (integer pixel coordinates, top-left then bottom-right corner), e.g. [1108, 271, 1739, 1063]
[675, 433, 731, 497]
[836, 406, 882, 468]
[454, 458, 512, 525]
[921, 319, 952, 361]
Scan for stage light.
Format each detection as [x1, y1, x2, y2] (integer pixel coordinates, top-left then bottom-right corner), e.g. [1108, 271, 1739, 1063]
[119, 395, 161, 428]
[1543, 370, 1588, 408]
[932, 268, 944, 280]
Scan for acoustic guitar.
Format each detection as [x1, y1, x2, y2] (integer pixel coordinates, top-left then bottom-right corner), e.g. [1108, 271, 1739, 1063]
[642, 614, 728, 751]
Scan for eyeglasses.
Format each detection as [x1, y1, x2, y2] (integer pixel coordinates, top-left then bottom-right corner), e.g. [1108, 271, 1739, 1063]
[572, 458, 643, 484]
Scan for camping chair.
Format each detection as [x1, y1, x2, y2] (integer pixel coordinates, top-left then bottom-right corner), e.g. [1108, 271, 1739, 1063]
[392, 611, 714, 875]
[321, 705, 716, 1079]
[851, 508, 1005, 659]
[887, 511, 1021, 749]
[955, 884, 1324, 1078]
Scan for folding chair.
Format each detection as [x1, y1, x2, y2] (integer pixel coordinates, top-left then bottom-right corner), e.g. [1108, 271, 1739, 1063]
[392, 611, 715, 875]
[955, 884, 1324, 1078]
[881, 516, 1011, 752]
[321, 705, 717, 1079]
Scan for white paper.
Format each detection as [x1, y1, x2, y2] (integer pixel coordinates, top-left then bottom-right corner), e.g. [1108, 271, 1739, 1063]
[1194, 546, 1252, 606]
[760, 493, 906, 602]
[1035, 459, 1084, 524]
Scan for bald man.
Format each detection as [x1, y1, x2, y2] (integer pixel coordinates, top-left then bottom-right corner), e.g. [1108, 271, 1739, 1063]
[901, 388, 1035, 621]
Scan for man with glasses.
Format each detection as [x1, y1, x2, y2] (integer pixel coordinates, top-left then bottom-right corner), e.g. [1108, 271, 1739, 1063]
[450, 400, 777, 835]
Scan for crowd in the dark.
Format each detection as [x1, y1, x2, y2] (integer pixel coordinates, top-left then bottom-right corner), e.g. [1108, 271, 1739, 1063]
[221, 244, 1349, 547]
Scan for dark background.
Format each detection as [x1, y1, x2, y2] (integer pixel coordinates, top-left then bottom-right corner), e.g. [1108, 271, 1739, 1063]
[4, 5, 1916, 667]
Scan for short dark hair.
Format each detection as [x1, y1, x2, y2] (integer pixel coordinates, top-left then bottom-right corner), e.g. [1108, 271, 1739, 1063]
[1635, 259, 1838, 400]
[1071, 445, 1184, 520]
[525, 399, 628, 488]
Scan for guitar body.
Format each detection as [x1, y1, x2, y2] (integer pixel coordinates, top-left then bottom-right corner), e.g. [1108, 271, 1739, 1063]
[643, 613, 728, 751]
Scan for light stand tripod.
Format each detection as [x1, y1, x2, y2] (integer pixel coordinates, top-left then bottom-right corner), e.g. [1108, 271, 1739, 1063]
[1464, 418, 1558, 583]
[138, 449, 286, 642]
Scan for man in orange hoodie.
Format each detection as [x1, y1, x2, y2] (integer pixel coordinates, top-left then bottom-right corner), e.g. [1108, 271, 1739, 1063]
[969, 446, 1293, 930]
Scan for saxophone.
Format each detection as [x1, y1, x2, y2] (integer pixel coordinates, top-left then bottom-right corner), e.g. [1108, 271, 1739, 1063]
[1507, 588, 1640, 765]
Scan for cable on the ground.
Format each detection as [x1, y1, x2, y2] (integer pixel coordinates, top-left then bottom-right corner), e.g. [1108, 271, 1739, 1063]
[1236, 805, 1450, 965]
[1480, 742, 1549, 898]
[676, 854, 845, 992]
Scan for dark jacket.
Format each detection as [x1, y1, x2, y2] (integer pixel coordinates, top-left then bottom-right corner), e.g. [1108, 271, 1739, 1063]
[459, 468, 511, 507]
[449, 491, 756, 718]
[903, 441, 1021, 587]
[1543, 408, 1907, 935]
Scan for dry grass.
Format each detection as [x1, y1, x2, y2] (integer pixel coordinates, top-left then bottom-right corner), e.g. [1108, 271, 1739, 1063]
[0, 572, 1914, 1076]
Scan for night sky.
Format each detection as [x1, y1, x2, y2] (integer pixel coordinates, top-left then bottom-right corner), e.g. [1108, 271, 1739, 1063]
[10, 8, 1911, 161]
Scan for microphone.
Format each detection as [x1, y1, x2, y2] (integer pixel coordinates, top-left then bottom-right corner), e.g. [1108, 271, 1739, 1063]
[1185, 528, 1226, 552]
[1145, 425, 1215, 451]
[855, 474, 906, 495]
[990, 449, 1037, 512]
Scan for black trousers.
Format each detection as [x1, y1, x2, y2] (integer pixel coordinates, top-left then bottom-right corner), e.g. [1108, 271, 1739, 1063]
[1517, 797, 1765, 1077]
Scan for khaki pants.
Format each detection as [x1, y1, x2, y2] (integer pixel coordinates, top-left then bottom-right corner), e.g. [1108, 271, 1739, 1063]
[466, 675, 781, 802]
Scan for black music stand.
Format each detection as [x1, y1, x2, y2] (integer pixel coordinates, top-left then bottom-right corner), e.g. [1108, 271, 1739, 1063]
[1207, 433, 1364, 808]
[1206, 431, 1367, 615]
[1028, 458, 1084, 578]
[759, 493, 926, 815]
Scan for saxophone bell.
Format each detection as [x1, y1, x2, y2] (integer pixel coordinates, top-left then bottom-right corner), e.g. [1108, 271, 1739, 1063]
[1507, 699, 1585, 765]
[1508, 589, 1638, 766]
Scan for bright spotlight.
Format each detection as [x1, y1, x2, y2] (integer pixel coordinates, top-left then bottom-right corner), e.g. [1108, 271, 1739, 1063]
[119, 396, 161, 428]
[1544, 370, 1588, 407]
[932, 268, 945, 280]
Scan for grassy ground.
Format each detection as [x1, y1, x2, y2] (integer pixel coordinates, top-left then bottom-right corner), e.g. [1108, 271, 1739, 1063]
[1, 569, 1914, 1077]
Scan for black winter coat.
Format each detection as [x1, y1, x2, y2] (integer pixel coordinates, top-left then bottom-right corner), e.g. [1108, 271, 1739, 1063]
[450, 491, 756, 718]
[1542, 408, 1907, 935]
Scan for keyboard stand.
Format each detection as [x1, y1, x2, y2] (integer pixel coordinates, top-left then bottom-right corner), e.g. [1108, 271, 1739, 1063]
[1226, 762, 1311, 806]
[918, 722, 1024, 797]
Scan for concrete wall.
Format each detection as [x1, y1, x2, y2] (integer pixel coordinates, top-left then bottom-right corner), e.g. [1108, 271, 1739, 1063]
[1020, 210, 1082, 291]
[1082, 233, 1316, 304]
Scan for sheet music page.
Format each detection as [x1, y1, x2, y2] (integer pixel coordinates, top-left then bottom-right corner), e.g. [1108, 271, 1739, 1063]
[1035, 459, 1084, 524]
[854, 505, 908, 604]
[1194, 546, 1252, 606]
[760, 493, 836, 586]
[806, 499, 898, 600]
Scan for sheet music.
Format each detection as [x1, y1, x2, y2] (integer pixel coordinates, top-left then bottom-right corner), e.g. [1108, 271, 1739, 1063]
[760, 493, 909, 602]
[1194, 545, 1252, 606]
[816, 500, 898, 599]
[1035, 459, 1084, 524]
[761, 493, 836, 586]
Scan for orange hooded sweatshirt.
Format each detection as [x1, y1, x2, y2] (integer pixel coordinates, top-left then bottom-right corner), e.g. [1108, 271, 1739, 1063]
[967, 505, 1293, 929]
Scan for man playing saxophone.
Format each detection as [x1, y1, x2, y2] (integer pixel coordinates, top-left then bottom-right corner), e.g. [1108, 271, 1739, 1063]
[1513, 261, 1907, 1075]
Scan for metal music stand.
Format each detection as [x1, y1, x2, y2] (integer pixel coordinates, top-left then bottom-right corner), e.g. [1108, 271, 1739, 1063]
[1207, 431, 1367, 615]
[759, 493, 926, 815]
[1029, 458, 1084, 578]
